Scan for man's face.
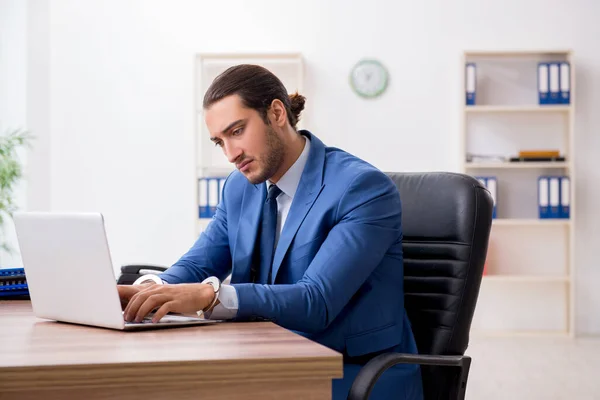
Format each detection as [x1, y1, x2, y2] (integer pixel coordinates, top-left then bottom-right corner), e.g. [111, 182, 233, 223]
[205, 95, 285, 184]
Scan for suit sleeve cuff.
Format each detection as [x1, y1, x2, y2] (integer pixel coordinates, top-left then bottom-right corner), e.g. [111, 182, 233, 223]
[204, 284, 238, 320]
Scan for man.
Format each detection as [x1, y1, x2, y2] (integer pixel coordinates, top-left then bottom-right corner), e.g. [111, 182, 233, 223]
[118, 64, 423, 399]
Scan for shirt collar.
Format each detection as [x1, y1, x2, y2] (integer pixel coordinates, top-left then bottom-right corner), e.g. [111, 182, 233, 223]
[267, 136, 311, 199]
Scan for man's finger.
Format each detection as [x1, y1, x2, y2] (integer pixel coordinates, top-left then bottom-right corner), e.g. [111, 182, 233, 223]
[124, 289, 153, 321]
[124, 284, 166, 321]
[152, 301, 176, 323]
[135, 294, 169, 322]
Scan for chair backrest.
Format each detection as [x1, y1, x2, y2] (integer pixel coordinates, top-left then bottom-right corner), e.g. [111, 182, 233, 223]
[385, 172, 493, 397]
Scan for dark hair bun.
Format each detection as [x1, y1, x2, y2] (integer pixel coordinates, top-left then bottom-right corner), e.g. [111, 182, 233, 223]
[289, 92, 306, 127]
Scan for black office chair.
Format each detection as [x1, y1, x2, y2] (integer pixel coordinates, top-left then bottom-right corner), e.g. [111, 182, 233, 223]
[347, 172, 493, 400]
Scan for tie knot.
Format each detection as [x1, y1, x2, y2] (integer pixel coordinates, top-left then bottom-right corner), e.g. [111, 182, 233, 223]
[267, 184, 282, 201]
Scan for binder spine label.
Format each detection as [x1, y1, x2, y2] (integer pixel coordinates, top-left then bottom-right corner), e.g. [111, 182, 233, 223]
[476, 176, 497, 218]
[560, 62, 571, 104]
[538, 176, 549, 218]
[538, 63, 549, 105]
[549, 177, 560, 218]
[466, 63, 476, 105]
[549, 62, 560, 104]
[198, 178, 209, 218]
[560, 176, 570, 219]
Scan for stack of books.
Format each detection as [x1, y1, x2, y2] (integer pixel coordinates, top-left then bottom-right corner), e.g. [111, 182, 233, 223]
[509, 150, 565, 163]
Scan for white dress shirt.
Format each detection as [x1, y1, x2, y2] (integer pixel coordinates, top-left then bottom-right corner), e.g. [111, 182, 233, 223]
[204, 135, 311, 319]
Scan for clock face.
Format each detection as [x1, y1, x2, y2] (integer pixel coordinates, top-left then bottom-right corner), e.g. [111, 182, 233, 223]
[349, 59, 389, 98]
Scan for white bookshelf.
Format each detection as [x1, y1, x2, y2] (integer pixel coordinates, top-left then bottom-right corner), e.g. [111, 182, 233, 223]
[194, 53, 304, 235]
[461, 50, 575, 337]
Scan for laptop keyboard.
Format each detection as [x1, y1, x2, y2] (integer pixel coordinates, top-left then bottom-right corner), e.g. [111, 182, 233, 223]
[123, 313, 204, 325]
[126, 317, 156, 325]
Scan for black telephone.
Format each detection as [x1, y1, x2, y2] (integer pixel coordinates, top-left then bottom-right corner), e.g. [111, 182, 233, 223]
[117, 264, 168, 285]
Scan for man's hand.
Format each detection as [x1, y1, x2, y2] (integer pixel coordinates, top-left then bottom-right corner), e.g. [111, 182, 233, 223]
[121, 283, 215, 323]
[117, 284, 147, 309]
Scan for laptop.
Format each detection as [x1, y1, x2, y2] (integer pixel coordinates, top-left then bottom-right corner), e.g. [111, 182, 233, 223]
[12, 211, 220, 331]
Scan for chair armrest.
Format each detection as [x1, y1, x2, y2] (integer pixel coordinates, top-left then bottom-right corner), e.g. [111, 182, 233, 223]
[347, 353, 471, 400]
[117, 264, 168, 285]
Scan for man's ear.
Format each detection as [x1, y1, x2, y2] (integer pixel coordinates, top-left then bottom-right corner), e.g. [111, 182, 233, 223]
[269, 99, 288, 127]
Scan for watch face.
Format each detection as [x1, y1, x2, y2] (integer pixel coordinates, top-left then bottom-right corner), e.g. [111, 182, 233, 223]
[349, 59, 389, 98]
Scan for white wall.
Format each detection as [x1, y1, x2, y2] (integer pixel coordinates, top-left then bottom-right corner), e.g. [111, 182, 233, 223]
[15, 0, 600, 334]
[0, 0, 27, 267]
[26, 0, 52, 213]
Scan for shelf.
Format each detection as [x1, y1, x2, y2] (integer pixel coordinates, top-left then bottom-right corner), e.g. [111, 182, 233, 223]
[471, 329, 570, 338]
[464, 49, 572, 58]
[465, 105, 571, 113]
[492, 219, 571, 227]
[483, 275, 570, 283]
[199, 52, 302, 61]
[465, 161, 570, 169]
[197, 166, 235, 177]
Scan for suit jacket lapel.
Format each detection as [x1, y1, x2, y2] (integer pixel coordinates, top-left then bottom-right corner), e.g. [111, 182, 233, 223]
[270, 131, 326, 284]
[231, 183, 265, 284]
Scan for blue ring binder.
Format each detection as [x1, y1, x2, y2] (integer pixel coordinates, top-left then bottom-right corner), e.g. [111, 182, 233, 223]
[0, 267, 30, 299]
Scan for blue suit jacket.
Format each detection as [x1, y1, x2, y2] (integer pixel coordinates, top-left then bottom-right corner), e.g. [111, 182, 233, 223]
[160, 131, 423, 399]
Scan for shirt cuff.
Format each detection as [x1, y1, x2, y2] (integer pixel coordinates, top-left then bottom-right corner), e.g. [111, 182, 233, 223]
[132, 274, 166, 285]
[204, 284, 238, 320]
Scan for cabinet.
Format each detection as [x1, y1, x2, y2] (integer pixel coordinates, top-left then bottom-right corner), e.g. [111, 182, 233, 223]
[461, 50, 575, 336]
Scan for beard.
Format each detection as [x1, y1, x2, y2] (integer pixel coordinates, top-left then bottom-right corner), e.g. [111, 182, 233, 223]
[246, 125, 285, 184]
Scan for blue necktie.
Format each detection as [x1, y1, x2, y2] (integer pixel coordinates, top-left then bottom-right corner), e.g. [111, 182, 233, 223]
[258, 184, 282, 284]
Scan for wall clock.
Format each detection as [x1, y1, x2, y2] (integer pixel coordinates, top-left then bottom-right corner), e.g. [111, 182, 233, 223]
[349, 59, 389, 98]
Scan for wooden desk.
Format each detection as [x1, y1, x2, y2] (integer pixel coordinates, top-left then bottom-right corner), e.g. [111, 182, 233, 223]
[0, 301, 343, 400]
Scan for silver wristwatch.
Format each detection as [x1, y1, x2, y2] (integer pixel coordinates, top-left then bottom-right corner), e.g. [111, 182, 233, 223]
[198, 276, 221, 317]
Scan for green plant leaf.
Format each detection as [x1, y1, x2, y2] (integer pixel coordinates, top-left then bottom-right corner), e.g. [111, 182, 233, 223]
[0, 128, 33, 254]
